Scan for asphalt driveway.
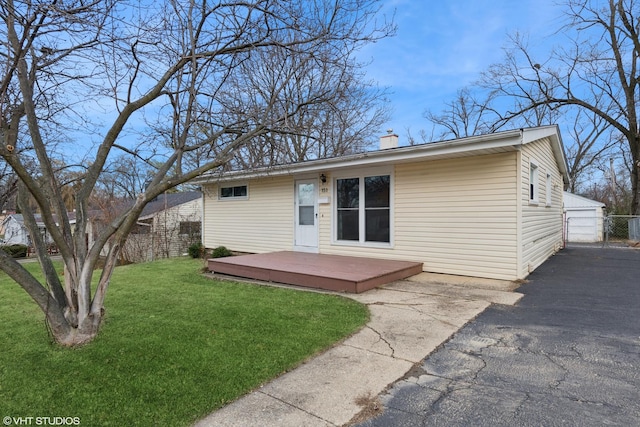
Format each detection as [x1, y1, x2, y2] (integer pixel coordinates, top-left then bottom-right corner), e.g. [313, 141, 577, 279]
[354, 246, 640, 426]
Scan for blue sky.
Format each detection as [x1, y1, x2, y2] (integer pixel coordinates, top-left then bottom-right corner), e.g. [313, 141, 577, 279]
[361, 0, 563, 143]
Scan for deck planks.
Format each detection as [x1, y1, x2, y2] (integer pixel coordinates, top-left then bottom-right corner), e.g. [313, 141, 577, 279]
[207, 251, 423, 293]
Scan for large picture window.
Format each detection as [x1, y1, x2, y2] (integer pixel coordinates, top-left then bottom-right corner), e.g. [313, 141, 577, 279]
[336, 173, 391, 244]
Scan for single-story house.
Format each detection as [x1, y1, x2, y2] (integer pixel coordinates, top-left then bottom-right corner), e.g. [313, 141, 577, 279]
[195, 125, 569, 281]
[1, 212, 76, 248]
[1, 214, 31, 245]
[563, 191, 606, 243]
[0, 210, 14, 242]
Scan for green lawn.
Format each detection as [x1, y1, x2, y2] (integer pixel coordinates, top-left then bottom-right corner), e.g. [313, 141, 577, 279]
[0, 258, 369, 426]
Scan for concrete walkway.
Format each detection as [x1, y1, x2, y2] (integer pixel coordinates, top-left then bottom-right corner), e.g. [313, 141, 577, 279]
[194, 273, 522, 427]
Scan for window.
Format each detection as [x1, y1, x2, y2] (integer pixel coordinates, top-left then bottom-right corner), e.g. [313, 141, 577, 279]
[131, 220, 152, 235]
[546, 173, 552, 206]
[336, 173, 391, 244]
[297, 183, 316, 226]
[529, 161, 539, 203]
[179, 221, 201, 236]
[219, 184, 247, 199]
[337, 178, 360, 241]
[365, 175, 390, 242]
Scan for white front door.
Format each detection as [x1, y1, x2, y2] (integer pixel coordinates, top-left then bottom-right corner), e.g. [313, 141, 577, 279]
[294, 179, 318, 251]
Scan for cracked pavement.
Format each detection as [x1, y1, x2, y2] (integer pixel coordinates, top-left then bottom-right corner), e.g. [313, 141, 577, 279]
[355, 246, 640, 427]
[194, 269, 521, 426]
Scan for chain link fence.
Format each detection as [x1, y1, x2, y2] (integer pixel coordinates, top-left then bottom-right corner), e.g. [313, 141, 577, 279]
[604, 215, 640, 245]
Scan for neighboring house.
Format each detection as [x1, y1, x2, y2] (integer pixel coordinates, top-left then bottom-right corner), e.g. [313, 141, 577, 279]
[563, 191, 606, 243]
[1, 214, 30, 245]
[90, 191, 202, 262]
[0, 211, 11, 241]
[195, 125, 569, 281]
[1, 212, 76, 247]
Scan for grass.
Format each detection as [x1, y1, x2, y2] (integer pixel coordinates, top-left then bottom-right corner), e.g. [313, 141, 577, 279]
[0, 257, 369, 426]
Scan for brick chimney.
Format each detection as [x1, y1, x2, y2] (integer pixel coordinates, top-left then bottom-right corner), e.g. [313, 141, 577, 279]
[379, 129, 398, 150]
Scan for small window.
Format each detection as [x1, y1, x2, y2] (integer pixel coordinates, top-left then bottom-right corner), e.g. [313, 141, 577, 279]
[132, 220, 152, 234]
[529, 162, 539, 203]
[179, 221, 201, 236]
[219, 184, 248, 199]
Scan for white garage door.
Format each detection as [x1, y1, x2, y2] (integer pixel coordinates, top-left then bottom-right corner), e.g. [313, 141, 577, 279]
[566, 209, 599, 242]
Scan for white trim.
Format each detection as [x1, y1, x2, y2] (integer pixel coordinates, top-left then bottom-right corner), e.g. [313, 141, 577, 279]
[332, 166, 394, 248]
[293, 178, 319, 253]
[218, 182, 249, 200]
[516, 149, 524, 279]
[529, 160, 539, 204]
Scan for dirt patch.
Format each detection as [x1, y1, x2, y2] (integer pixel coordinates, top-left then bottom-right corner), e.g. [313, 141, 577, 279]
[93, 257, 133, 270]
[345, 392, 383, 426]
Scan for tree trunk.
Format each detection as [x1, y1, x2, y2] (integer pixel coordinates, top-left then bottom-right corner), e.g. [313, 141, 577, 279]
[52, 249, 120, 346]
[0, 237, 115, 347]
[49, 312, 102, 347]
[631, 134, 640, 215]
[632, 158, 640, 215]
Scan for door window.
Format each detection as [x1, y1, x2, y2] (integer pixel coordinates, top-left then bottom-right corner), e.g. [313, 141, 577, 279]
[298, 183, 315, 226]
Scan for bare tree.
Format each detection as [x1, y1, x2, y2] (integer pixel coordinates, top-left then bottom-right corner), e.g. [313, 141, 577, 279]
[424, 88, 504, 140]
[424, 82, 616, 195]
[202, 41, 390, 169]
[97, 155, 155, 200]
[480, 0, 640, 214]
[582, 153, 633, 213]
[0, 158, 17, 212]
[564, 110, 617, 192]
[0, 0, 393, 346]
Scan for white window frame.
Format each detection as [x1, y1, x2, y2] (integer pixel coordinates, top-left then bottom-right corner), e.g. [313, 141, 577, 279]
[332, 167, 393, 248]
[529, 160, 539, 204]
[218, 183, 249, 200]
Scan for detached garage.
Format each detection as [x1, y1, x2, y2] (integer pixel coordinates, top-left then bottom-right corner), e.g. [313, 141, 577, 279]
[563, 192, 606, 243]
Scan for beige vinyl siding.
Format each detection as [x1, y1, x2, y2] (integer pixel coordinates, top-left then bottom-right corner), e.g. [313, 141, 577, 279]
[520, 137, 564, 277]
[319, 152, 520, 280]
[318, 177, 333, 251]
[202, 176, 294, 253]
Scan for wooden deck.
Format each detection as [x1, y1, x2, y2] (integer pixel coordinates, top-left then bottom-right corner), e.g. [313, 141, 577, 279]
[207, 251, 424, 293]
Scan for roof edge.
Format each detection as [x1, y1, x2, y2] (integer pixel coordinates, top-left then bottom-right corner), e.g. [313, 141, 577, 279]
[193, 126, 568, 184]
[563, 191, 606, 208]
